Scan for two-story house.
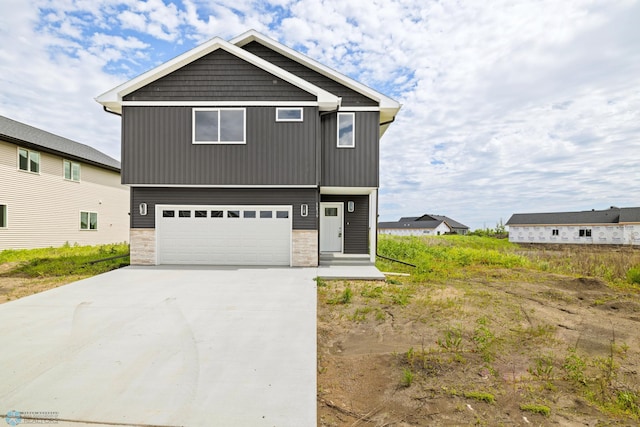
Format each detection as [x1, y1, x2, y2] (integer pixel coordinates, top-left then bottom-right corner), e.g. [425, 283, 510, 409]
[96, 30, 400, 267]
[0, 115, 129, 249]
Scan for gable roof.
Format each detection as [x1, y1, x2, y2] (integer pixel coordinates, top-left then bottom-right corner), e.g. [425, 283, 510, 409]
[505, 207, 640, 226]
[230, 30, 401, 125]
[0, 115, 120, 172]
[381, 214, 469, 230]
[96, 35, 340, 115]
[379, 218, 446, 230]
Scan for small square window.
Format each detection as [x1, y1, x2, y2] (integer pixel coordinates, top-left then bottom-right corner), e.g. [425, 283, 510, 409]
[228, 210, 240, 218]
[552, 229, 559, 236]
[276, 211, 289, 219]
[195, 210, 207, 218]
[163, 210, 175, 218]
[0, 204, 6, 228]
[64, 160, 81, 181]
[179, 210, 191, 218]
[18, 148, 40, 173]
[260, 211, 272, 218]
[276, 108, 303, 122]
[80, 211, 97, 230]
[325, 207, 338, 217]
[243, 210, 256, 218]
[211, 210, 224, 218]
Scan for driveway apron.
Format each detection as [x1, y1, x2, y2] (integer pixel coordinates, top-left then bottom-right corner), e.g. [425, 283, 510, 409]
[0, 266, 317, 426]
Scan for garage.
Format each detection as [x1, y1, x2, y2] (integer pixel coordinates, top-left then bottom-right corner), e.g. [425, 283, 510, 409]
[156, 205, 292, 265]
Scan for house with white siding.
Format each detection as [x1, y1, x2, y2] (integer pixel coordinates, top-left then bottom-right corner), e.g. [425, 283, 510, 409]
[506, 207, 640, 245]
[0, 115, 129, 250]
[378, 214, 469, 236]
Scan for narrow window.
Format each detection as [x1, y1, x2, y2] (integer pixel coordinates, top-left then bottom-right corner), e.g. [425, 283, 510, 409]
[243, 210, 256, 218]
[194, 210, 207, 218]
[18, 148, 40, 173]
[227, 210, 240, 218]
[211, 210, 224, 218]
[162, 210, 175, 218]
[276, 108, 303, 122]
[80, 211, 98, 230]
[337, 113, 355, 148]
[64, 160, 81, 182]
[0, 204, 6, 228]
[178, 210, 191, 218]
[276, 211, 289, 219]
[260, 211, 272, 218]
[193, 108, 246, 144]
[552, 229, 559, 236]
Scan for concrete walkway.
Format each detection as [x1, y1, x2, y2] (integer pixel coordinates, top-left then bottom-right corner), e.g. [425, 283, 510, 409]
[0, 266, 318, 427]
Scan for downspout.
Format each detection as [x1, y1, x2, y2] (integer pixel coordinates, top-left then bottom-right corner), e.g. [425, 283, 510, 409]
[374, 115, 416, 268]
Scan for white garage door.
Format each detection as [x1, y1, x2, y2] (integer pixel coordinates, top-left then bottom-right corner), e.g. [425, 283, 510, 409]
[156, 205, 292, 266]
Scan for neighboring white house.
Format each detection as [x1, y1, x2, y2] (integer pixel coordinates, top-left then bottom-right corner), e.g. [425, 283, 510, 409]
[0, 115, 129, 250]
[506, 207, 640, 245]
[378, 214, 469, 236]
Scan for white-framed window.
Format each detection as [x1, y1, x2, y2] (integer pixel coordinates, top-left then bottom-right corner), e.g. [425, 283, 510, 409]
[18, 147, 40, 173]
[579, 228, 592, 237]
[193, 108, 246, 144]
[337, 112, 355, 148]
[64, 160, 81, 182]
[0, 204, 7, 228]
[80, 211, 98, 230]
[276, 107, 303, 122]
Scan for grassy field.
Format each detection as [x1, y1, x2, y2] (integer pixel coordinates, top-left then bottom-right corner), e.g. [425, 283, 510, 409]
[0, 243, 129, 302]
[318, 236, 640, 426]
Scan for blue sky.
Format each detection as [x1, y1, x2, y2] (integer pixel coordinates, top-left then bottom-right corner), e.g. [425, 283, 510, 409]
[1, 0, 639, 230]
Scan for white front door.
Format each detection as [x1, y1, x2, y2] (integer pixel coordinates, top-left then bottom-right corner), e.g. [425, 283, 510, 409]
[320, 202, 343, 253]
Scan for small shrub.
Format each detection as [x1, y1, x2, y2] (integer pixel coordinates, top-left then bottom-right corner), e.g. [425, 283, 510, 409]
[627, 267, 640, 284]
[564, 348, 587, 385]
[520, 403, 551, 416]
[328, 287, 353, 305]
[464, 391, 495, 403]
[401, 368, 414, 387]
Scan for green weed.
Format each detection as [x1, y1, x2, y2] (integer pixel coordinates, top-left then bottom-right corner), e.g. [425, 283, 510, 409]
[520, 403, 551, 416]
[464, 391, 495, 404]
[401, 368, 414, 387]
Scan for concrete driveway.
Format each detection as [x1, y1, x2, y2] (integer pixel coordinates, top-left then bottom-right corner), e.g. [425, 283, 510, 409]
[0, 266, 317, 426]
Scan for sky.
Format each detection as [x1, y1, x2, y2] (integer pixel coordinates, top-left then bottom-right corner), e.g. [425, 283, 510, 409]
[1, 0, 639, 230]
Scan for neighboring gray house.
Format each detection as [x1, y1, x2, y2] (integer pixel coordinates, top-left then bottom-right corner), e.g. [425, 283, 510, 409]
[0, 115, 129, 249]
[96, 30, 401, 266]
[378, 214, 470, 236]
[506, 207, 640, 245]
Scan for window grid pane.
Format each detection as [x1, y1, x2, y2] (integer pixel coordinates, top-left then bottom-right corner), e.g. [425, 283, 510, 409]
[194, 110, 219, 142]
[89, 212, 98, 230]
[80, 212, 88, 229]
[19, 149, 28, 171]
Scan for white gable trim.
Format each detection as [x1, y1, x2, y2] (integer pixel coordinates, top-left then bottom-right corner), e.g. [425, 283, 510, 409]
[96, 37, 340, 114]
[230, 30, 401, 122]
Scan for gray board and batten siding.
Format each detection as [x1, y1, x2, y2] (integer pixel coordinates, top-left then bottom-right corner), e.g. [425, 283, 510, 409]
[124, 49, 315, 102]
[131, 187, 318, 230]
[122, 106, 318, 185]
[321, 194, 370, 254]
[240, 41, 378, 107]
[321, 111, 380, 187]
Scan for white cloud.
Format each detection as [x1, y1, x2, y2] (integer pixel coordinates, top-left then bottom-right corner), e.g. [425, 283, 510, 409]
[1, 0, 639, 230]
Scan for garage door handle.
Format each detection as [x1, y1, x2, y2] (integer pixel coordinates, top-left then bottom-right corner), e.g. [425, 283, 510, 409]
[338, 232, 342, 237]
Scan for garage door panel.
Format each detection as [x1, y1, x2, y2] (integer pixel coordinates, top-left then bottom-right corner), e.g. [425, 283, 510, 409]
[157, 205, 292, 266]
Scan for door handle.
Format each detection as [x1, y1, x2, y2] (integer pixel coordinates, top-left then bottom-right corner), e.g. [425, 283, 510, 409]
[338, 233, 342, 238]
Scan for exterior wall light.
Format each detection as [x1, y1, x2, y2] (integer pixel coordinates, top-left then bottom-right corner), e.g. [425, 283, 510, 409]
[301, 204, 308, 217]
[347, 201, 355, 213]
[139, 203, 148, 216]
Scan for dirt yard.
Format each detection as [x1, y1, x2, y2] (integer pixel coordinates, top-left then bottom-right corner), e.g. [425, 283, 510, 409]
[317, 268, 640, 425]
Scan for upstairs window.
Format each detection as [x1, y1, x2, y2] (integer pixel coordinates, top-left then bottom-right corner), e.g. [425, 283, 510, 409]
[337, 112, 355, 148]
[18, 148, 40, 173]
[276, 108, 303, 122]
[0, 204, 6, 228]
[193, 108, 246, 144]
[64, 160, 81, 182]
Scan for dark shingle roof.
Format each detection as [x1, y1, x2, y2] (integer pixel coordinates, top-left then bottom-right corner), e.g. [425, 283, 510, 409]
[427, 215, 469, 230]
[379, 214, 469, 230]
[505, 207, 640, 226]
[0, 115, 120, 171]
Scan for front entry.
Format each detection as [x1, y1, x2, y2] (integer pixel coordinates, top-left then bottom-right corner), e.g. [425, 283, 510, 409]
[320, 202, 343, 253]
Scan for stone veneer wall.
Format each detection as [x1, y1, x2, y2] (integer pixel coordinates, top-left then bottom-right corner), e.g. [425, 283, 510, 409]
[130, 228, 156, 265]
[292, 230, 318, 267]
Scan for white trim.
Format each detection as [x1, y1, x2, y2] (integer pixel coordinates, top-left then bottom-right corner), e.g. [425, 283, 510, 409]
[192, 108, 246, 145]
[230, 30, 401, 112]
[122, 101, 320, 107]
[369, 189, 377, 263]
[320, 202, 344, 254]
[337, 112, 355, 148]
[276, 107, 304, 122]
[339, 106, 380, 112]
[63, 159, 81, 182]
[96, 37, 340, 114]
[129, 184, 319, 188]
[320, 186, 377, 195]
[17, 147, 41, 174]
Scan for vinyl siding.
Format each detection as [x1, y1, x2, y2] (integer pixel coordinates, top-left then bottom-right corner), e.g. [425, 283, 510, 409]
[321, 111, 380, 187]
[131, 187, 318, 230]
[124, 49, 316, 102]
[0, 140, 129, 249]
[122, 106, 318, 185]
[321, 194, 369, 254]
[242, 41, 378, 107]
